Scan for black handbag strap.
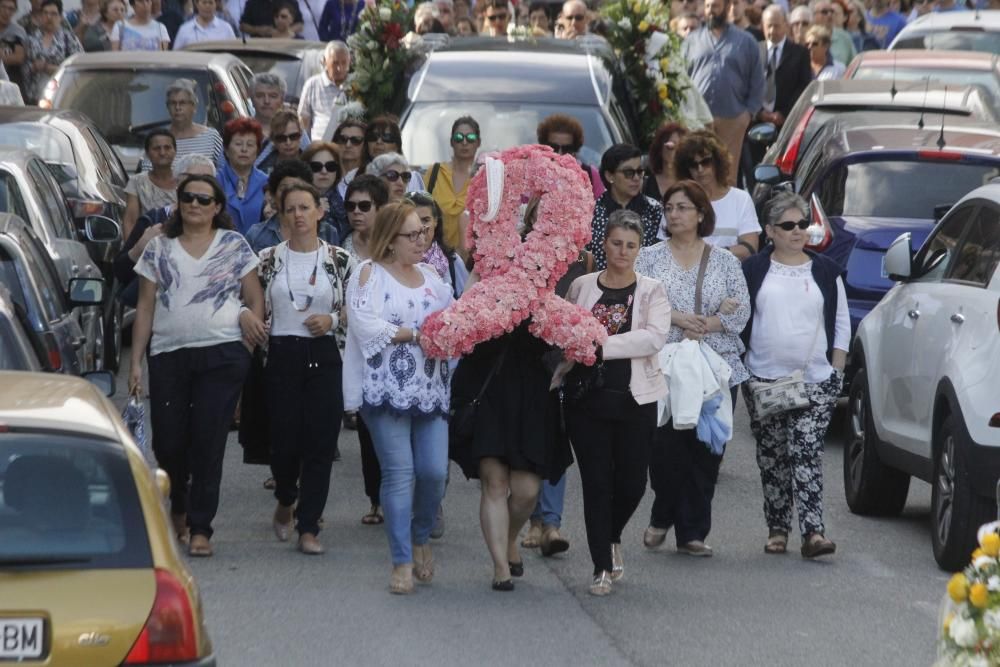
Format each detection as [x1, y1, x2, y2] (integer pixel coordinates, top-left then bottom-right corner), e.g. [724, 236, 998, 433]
[693, 244, 711, 316]
[471, 342, 508, 405]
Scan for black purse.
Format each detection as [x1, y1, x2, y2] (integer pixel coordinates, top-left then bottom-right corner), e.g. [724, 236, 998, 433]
[449, 344, 508, 446]
[562, 347, 605, 406]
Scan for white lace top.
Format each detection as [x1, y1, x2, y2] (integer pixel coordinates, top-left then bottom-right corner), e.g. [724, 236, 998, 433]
[343, 260, 453, 415]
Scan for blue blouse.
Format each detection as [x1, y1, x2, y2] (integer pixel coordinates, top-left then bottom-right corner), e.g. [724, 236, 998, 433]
[217, 161, 268, 235]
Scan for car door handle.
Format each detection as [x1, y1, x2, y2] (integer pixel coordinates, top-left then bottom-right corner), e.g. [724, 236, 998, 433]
[908, 309, 920, 320]
[951, 313, 965, 324]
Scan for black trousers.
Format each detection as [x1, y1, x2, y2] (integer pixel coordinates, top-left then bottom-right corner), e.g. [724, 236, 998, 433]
[566, 396, 656, 574]
[358, 415, 381, 506]
[265, 335, 343, 537]
[148, 341, 251, 538]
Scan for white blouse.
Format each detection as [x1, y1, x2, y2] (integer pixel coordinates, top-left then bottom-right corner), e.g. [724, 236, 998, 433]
[746, 260, 850, 383]
[268, 247, 335, 338]
[343, 260, 453, 416]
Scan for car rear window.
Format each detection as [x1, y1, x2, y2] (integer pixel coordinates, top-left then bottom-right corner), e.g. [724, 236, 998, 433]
[820, 159, 1000, 219]
[894, 32, 1000, 53]
[236, 52, 317, 100]
[851, 67, 1000, 96]
[0, 433, 152, 569]
[52, 69, 221, 148]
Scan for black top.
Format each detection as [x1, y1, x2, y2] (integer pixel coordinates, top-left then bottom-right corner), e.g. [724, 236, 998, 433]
[240, 0, 303, 27]
[591, 276, 635, 392]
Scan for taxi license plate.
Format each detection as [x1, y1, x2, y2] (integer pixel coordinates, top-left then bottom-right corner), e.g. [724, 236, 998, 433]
[0, 618, 44, 660]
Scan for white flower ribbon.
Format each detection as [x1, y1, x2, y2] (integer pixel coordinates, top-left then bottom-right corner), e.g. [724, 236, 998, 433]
[481, 156, 505, 222]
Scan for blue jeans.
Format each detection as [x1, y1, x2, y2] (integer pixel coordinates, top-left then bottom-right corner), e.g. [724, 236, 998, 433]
[530, 475, 566, 528]
[360, 407, 448, 565]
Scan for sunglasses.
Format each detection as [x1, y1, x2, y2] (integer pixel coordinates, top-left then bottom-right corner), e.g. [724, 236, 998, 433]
[273, 131, 302, 144]
[817, 7, 833, 13]
[565, 12, 585, 20]
[383, 169, 412, 182]
[396, 226, 430, 243]
[310, 160, 339, 174]
[452, 131, 479, 144]
[773, 219, 810, 231]
[345, 199, 374, 212]
[179, 191, 216, 206]
[367, 131, 400, 144]
[690, 156, 714, 170]
[617, 167, 645, 180]
[805, 41, 823, 47]
[546, 142, 575, 155]
[335, 135, 365, 146]
[486, 13, 508, 21]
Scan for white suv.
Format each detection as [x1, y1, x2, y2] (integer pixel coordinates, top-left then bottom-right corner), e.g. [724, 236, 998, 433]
[844, 182, 1000, 571]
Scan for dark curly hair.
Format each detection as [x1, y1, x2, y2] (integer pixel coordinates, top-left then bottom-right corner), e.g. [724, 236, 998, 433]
[647, 122, 688, 175]
[599, 143, 642, 190]
[267, 159, 312, 196]
[673, 130, 731, 186]
[164, 175, 233, 238]
[536, 113, 583, 153]
[662, 179, 716, 238]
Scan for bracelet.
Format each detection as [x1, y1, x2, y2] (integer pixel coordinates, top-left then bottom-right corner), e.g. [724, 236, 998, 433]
[412, 328, 420, 344]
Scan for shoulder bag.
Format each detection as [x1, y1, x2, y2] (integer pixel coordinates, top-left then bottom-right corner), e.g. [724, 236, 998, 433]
[449, 343, 508, 447]
[747, 315, 822, 419]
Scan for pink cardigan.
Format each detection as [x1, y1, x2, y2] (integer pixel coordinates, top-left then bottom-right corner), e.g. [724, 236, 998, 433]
[565, 273, 672, 405]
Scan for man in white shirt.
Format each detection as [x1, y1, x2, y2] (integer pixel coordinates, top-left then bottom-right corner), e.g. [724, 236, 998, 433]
[173, 0, 236, 49]
[297, 40, 350, 142]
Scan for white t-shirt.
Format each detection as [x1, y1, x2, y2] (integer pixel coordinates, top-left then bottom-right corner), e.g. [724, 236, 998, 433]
[707, 187, 760, 249]
[111, 19, 170, 50]
[268, 247, 335, 337]
[134, 229, 258, 356]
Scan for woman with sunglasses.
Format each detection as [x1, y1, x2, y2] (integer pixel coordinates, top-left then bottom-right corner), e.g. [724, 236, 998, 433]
[804, 25, 846, 80]
[258, 109, 305, 175]
[588, 143, 663, 270]
[218, 117, 269, 235]
[344, 202, 453, 595]
[740, 191, 848, 559]
[674, 131, 760, 261]
[426, 116, 480, 252]
[536, 113, 604, 199]
[644, 122, 688, 204]
[363, 115, 425, 192]
[129, 174, 264, 557]
[367, 152, 413, 203]
[301, 140, 348, 240]
[333, 119, 368, 199]
[405, 190, 469, 298]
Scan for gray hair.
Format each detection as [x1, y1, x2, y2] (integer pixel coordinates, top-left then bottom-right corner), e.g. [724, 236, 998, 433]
[252, 72, 287, 97]
[366, 152, 408, 176]
[789, 5, 812, 22]
[172, 153, 216, 179]
[763, 191, 809, 228]
[324, 40, 350, 61]
[607, 209, 644, 239]
[762, 4, 786, 21]
[414, 2, 438, 19]
[165, 78, 199, 106]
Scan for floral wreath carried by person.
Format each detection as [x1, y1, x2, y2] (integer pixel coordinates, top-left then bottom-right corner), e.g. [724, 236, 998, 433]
[937, 520, 1000, 666]
[420, 144, 607, 365]
[347, 0, 421, 118]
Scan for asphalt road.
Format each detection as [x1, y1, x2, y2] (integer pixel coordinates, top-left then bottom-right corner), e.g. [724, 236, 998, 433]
[114, 361, 949, 666]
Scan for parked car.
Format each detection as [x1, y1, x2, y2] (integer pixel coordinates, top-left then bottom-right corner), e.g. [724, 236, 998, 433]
[889, 10, 1000, 54]
[845, 181, 1000, 570]
[0, 371, 217, 665]
[754, 120, 1000, 334]
[41, 51, 254, 171]
[0, 213, 105, 375]
[0, 149, 121, 370]
[0, 286, 42, 371]
[395, 36, 639, 169]
[844, 49, 1000, 97]
[183, 39, 325, 105]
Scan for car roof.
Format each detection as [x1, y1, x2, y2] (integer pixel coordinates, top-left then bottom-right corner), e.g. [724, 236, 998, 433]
[820, 121, 1000, 157]
[59, 50, 246, 69]
[0, 148, 43, 167]
[851, 48, 999, 70]
[0, 371, 120, 440]
[0, 212, 32, 238]
[0, 106, 95, 126]
[901, 9, 1000, 31]
[409, 36, 615, 105]
[958, 180, 1000, 206]
[183, 38, 326, 55]
[804, 78, 994, 111]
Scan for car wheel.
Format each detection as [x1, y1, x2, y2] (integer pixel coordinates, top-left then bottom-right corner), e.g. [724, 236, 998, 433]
[843, 367, 910, 516]
[103, 299, 123, 373]
[931, 414, 993, 571]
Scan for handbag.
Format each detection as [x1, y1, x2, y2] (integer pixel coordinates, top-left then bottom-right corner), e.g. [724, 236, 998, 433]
[449, 343, 508, 445]
[748, 317, 822, 419]
[121, 387, 153, 464]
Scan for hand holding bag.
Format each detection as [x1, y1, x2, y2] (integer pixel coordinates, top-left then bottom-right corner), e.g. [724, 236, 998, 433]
[450, 343, 508, 446]
[747, 317, 822, 419]
[121, 386, 154, 464]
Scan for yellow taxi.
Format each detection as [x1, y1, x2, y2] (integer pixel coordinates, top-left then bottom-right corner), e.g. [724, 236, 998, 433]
[0, 372, 215, 666]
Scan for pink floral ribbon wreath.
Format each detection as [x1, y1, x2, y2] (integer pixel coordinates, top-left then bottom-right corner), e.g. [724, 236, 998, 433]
[420, 144, 608, 365]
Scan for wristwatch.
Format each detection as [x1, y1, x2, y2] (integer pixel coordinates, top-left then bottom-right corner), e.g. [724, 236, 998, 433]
[412, 328, 421, 344]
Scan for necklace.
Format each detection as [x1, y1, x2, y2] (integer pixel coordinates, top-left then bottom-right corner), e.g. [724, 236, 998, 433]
[286, 246, 320, 312]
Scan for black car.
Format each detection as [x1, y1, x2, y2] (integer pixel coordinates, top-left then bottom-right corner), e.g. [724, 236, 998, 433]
[397, 36, 639, 169]
[0, 286, 42, 371]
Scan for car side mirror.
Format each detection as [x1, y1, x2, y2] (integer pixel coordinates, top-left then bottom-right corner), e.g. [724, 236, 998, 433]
[83, 370, 115, 397]
[68, 277, 105, 306]
[884, 233, 912, 281]
[754, 164, 784, 185]
[748, 122, 777, 146]
[85, 215, 121, 243]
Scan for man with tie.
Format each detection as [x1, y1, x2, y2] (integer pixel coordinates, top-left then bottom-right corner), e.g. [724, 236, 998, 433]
[756, 5, 811, 129]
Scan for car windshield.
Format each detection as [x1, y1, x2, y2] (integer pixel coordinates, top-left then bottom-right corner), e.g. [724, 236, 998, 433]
[0, 434, 151, 569]
[824, 159, 1000, 219]
[894, 31, 1000, 53]
[237, 53, 317, 98]
[851, 67, 1000, 95]
[401, 102, 615, 169]
[0, 124, 76, 176]
[52, 69, 216, 147]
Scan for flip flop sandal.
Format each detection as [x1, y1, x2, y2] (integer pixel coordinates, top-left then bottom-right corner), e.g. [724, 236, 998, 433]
[361, 505, 384, 525]
[765, 531, 788, 554]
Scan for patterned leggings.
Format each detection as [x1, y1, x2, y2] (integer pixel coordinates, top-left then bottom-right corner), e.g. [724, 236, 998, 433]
[741, 370, 843, 539]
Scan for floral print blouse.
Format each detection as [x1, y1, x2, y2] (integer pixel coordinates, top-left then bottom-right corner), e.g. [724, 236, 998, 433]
[26, 29, 81, 101]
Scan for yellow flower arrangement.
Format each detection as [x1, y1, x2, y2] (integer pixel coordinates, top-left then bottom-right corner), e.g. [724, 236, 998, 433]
[936, 522, 1000, 665]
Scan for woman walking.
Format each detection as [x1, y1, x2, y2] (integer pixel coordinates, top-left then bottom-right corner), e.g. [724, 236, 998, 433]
[129, 174, 263, 557]
[217, 117, 268, 235]
[741, 192, 847, 558]
[556, 210, 671, 596]
[25, 0, 82, 103]
[637, 180, 750, 557]
[156, 78, 224, 168]
[123, 129, 177, 238]
[344, 201, 453, 594]
[426, 116, 480, 252]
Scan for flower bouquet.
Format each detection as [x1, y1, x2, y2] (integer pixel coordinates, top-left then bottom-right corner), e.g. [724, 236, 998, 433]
[936, 521, 1000, 666]
[599, 0, 687, 146]
[346, 0, 419, 118]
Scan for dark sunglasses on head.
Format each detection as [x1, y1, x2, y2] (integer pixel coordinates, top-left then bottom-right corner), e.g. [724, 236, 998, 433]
[383, 169, 412, 183]
[345, 200, 374, 212]
[617, 167, 645, 180]
[546, 142, 575, 155]
[452, 131, 479, 144]
[310, 160, 339, 174]
[179, 191, 216, 206]
[367, 131, 400, 144]
[335, 135, 365, 146]
[274, 131, 302, 144]
[773, 219, 810, 231]
[486, 12, 508, 21]
[689, 156, 714, 169]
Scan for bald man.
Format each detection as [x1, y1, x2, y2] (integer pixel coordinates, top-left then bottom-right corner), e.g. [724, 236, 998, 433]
[559, 0, 589, 38]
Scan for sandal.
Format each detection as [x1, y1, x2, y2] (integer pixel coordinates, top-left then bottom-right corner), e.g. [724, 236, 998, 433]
[361, 504, 384, 525]
[491, 579, 514, 592]
[643, 526, 667, 549]
[801, 533, 836, 559]
[765, 529, 788, 555]
[390, 566, 414, 595]
[262, 477, 276, 490]
[188, 534, 213, 558]
[413, 544, 435, 583]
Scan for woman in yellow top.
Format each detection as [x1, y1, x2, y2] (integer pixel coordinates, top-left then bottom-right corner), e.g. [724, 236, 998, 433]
[427, 116, 480, 254]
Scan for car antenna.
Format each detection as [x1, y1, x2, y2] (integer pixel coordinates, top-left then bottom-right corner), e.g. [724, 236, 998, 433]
[937, 86, 948, 150]
[890, 51, 897, 100]
[917, 76, 930, 129]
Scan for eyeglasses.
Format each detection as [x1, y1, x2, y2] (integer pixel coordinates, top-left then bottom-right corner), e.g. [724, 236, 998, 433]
[345, 199, 374, 212]
[663, 203, 698, 215]
[179, 191, 216, 206]
[452, 131, 479, 144]
[616, 167, 645, 180]
[546, 142, 575, 155]
[565, 12, 585, 20]
[310, 160, 339, 174]
[274, 131, 302, 144]
[367, 131, 400, 144]
[383, 169, 412, 182]
[773, 219, 810, 231]
[335, 135, 365, 146]
[817, 7, 833, 13]
[396, 226, 430, 243]
[689, 156, 714, 170]
[486, 13, 508, 21]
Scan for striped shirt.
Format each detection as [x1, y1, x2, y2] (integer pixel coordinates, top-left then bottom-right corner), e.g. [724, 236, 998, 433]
[141, 127, 223, 172]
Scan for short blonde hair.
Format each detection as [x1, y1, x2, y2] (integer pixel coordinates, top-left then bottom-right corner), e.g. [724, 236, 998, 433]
[805, 24, 831, 45]
[369, 202, 417, 261]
